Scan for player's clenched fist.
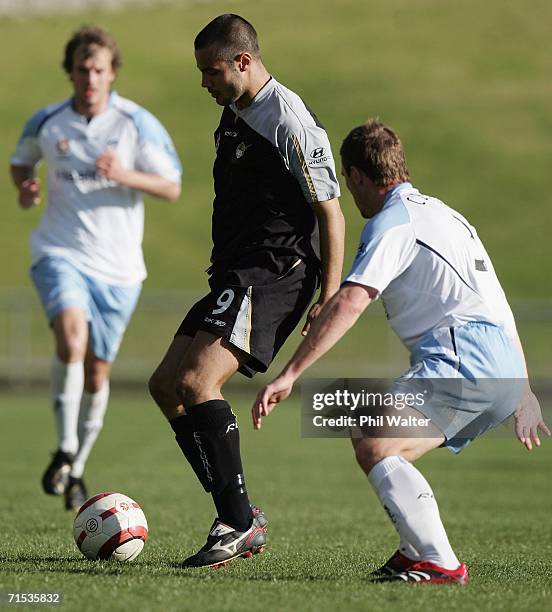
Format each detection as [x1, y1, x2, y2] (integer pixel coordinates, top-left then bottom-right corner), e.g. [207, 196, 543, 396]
[18, 177, 41, 208]
[96, 148, 126, 182]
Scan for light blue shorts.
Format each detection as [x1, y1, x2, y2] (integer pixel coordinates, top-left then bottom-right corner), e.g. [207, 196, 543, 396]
[31, 256, 141, 363]
[392, 321, 525, 453]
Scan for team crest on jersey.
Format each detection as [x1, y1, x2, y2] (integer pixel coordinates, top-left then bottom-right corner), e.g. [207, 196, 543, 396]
[56, 138, 70, 155]
[235, 142, 251, 159]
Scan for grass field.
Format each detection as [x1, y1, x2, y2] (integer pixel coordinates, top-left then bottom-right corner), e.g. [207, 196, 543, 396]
[1, 2, 551, 610]
[1, 390, 551, 611]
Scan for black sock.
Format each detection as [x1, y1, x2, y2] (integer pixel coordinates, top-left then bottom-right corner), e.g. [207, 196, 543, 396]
[170, 412, 227, 519]
[187, 400, 253, 532]
[170, 413, 213, 493]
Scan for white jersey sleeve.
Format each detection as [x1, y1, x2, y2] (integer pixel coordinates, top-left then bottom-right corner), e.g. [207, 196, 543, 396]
[12, 102, 68, 167]
[345, 201, 416, 294]
[130, 108, 181, 183]
[285, 122, 340, 204]
[235, 78, 340, 205]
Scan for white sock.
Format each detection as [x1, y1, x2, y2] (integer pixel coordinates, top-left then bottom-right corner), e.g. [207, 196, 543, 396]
[51, 355, 84, 455]
[71, 381, 110, 478]
[399, 537, 421, 561]
[369, 456, 421, 560]
[367, 455, 460, 570]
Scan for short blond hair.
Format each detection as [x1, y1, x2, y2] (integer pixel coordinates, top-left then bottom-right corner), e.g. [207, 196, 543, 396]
[340, 119, 409, 186]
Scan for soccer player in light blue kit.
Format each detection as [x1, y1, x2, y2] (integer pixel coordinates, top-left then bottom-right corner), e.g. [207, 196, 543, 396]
[253, 119, 549, 584]
[10, 26, 182, 510]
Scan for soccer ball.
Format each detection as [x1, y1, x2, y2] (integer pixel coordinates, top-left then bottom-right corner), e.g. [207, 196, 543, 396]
[73, 492, 148, 561]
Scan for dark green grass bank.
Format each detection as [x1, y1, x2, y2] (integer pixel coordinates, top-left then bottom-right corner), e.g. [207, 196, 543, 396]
[1, 0, 550, 384]
[1, 0, 551, 295]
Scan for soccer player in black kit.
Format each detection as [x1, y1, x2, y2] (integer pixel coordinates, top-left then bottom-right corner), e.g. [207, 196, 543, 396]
[149, 14, 345, 567]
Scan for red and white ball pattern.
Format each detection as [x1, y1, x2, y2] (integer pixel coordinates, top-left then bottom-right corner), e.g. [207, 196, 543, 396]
[73, 492, 148, 561]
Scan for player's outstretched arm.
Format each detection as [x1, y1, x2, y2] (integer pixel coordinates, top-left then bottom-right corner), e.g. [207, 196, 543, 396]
[302, 198, 345, 336]
[96, 149, 181, 202]
[253, 283, 376, 429]
[10, 164, 41, 208]
[513, 335, 551, 450]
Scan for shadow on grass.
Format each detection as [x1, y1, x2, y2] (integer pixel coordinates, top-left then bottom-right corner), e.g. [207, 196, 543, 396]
[0, 552, 371, 582]
[6, 553, 547, 585]
[0, 555, 78, 563]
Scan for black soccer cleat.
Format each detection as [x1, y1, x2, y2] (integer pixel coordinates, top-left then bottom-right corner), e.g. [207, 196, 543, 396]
[182, 517, 267, 569]
[64, 476, 88, 511]
[41, 450, 74, 496]
[371, 561, 469, 584]
[370, 549, 417, 577]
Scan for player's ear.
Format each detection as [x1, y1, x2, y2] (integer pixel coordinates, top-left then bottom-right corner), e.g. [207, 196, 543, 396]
[235, 52, 252, 72]
[349, 166, 363, 185]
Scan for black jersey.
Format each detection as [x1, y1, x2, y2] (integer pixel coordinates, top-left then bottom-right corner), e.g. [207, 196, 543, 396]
[209, 77, 340, 280]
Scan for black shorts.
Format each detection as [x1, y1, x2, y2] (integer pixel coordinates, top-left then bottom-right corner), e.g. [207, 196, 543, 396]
[176, 260, 319, 377]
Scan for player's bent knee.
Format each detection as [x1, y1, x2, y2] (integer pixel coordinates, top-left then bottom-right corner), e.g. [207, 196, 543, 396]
[177, 370, 206, 406]
[354, 439, 380, 473]
[148, 368, 169, 406]
[56, 336, 87, 363]
[148, 369, 183, 418]
[353, 438, 405, 473]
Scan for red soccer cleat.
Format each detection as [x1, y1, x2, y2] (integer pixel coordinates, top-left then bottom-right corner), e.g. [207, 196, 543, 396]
[370, 550, 417, 577]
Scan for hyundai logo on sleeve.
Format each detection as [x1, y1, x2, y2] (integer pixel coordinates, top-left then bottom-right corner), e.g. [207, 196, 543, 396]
[308, 147, 331, 166]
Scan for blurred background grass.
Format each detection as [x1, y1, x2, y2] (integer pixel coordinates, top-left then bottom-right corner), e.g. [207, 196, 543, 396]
[1, 0, 551, 386]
